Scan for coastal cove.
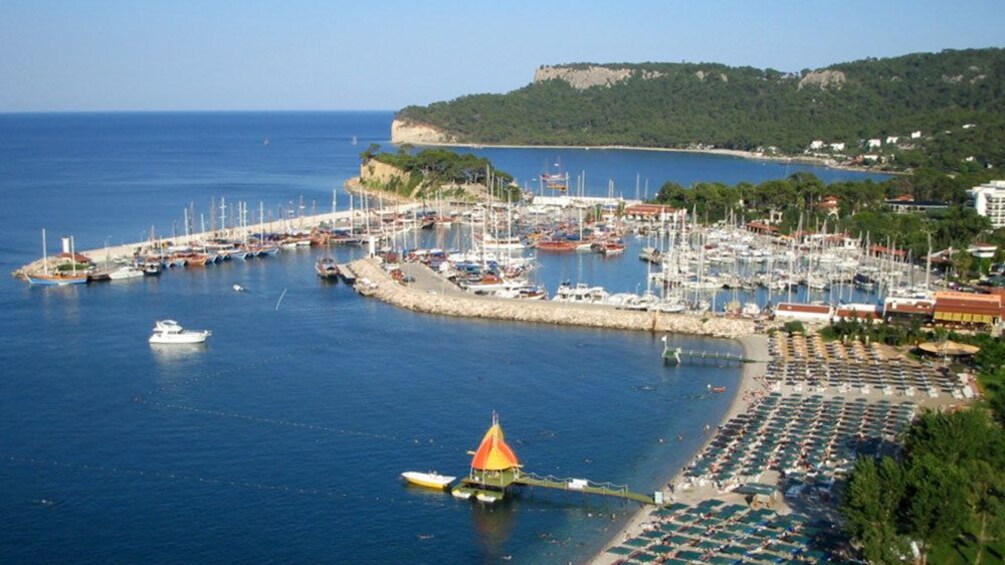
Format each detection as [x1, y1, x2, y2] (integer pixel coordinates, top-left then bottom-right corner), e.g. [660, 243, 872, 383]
[1, 111, 892, 564]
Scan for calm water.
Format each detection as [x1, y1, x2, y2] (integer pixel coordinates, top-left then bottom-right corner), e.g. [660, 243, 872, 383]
[0, 112, 884, 564]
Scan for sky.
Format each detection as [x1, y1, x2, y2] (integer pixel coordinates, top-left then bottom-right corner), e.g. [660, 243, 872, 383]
[1, 0, 1003, 112]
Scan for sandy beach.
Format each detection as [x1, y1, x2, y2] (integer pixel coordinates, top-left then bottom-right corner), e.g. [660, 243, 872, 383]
[395, 139, 893, 175]
[588, 333, 770, 565]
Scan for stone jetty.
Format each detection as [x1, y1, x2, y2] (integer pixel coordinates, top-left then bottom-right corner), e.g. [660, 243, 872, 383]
[349, 258, 754, 339]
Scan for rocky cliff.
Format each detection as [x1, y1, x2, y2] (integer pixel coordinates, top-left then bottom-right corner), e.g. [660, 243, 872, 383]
[391, 119, 454, 144]
[533, 65, 664, 90]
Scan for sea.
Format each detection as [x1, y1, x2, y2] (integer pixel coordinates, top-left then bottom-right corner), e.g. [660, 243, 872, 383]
[0, 111, 887, 564]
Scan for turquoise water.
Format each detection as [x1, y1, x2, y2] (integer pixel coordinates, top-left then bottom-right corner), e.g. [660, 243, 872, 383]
[0, 112, 883, 563]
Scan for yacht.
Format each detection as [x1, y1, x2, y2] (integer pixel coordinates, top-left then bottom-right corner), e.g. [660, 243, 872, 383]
[149, 320, 211, 344]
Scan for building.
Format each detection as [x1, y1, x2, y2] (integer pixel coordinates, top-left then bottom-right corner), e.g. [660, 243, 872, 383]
[816, 195, 840, 216]
[809, 140, 824, 150]
[885, 136, 899, 145]
[932, 291, 1004, 327]
[883, 297, 935, 322]
[774, 303, 832, 323]
[623, 203, 679, 223]
[969, 180, 1005, 228]
[968, 243, 998, 259]
[867, 139, 882, 149]
[885, 194, 950, 215]
[829, 142, 845, 152]
[911, 131, 922, 139]
[834, 303, 882, 323]
[746, 221, 780, 236]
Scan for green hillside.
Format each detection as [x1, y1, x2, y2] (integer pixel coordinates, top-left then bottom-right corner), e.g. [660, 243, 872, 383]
[396, 48, 1005, 171]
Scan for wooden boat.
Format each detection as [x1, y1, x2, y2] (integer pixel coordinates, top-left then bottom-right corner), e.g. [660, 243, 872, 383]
[534, 239, 577, 252]
[401, 471, 456, 490]
[26, 272, 88, 285]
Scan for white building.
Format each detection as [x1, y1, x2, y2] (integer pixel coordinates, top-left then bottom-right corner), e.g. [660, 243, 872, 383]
[774, 303, 832, 323]
[911, 130, 922, 139]
[867, 138, 882, 149]
[886, 136, 899, 144]
[809, 140, 824, 150]
[970, 180, 1005, 228]
[830, 142, 845, 152]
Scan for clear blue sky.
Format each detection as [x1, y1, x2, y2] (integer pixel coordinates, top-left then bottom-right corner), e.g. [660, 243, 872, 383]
[1, 0, 1002, 112]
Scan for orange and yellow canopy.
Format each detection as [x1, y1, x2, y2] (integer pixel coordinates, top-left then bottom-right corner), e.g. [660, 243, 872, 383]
[471, 414, 521, 471]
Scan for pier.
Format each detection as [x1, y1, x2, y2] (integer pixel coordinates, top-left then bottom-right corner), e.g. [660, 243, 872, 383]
[447, 414, 659, 506]
[661, 336, 766, 366]
[11, 203, 422, 280]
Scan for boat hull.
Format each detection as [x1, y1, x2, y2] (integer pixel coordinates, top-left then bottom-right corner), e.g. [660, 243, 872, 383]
[26, 274, 88, 286]
[401, 471, 455, 490]
[149, 332, 210, 345]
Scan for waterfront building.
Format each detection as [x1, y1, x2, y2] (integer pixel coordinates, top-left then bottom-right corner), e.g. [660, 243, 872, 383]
[969, 180, 1005, 228]
[885, 194, 950, 215]
[773, 302, 832, 323]
[932, 291, 1004, 327]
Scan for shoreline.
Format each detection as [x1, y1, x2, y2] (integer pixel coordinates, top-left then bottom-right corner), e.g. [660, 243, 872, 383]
[396, 139, 898, 176]
[588, 333, 770, 565]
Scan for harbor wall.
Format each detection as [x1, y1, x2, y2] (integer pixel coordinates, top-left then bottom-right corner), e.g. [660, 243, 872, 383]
[348, 258, 755, 339]
[13, 205, 421, 279]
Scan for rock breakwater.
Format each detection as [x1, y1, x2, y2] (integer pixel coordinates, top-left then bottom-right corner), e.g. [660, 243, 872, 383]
[349, 258, 754, 339]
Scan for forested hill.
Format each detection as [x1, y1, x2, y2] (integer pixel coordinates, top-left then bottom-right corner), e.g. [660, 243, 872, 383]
[395, 48, 1005, 169]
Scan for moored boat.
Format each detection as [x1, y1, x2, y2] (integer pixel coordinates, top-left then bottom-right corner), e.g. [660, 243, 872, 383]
[315, 257, 340, 279]
[149, 320, 211, 344]
[26, 272, 89, 285]
[401, 471, 456, 490]
[534, 239, 578, 252]
[108, 265, 145, 280]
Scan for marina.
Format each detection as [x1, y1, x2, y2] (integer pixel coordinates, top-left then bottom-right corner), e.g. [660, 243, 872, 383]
[1, 111, 918, 565]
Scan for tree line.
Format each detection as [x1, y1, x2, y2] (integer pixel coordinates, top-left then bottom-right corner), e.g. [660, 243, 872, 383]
[397, 49, 1005, 172]
[842, 408, 1005, 563]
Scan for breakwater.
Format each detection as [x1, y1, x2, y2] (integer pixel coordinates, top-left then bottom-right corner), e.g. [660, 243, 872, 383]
[11, 204, 420, 280]
[348, 258, 755, 339]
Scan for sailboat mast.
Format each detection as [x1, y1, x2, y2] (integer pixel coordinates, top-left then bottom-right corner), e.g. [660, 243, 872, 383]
[41, 228, 49, 275]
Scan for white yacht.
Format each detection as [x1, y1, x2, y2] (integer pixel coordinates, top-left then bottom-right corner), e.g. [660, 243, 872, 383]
[149, 320, 211, 344]
[108, 265, 144, 280]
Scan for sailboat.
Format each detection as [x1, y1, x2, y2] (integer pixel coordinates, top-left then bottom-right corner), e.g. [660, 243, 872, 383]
[540, 159, 568, 192]
[25, 229, 89, 285]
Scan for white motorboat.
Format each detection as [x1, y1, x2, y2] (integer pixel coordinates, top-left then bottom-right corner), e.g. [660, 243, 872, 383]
[109, 265, 144, 280]
[401, 471, 456, 490]
[149, 320, 211, 344]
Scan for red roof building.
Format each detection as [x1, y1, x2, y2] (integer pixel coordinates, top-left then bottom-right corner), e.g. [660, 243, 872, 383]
[623, 204, 678, 222]
[932, 291, 1004, 325]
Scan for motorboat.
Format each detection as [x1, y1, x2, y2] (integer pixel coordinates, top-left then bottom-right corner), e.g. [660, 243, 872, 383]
[108, 265, 144, 280]
[401, 471, 456, 490]
[149, 320, 211, 344]
[315, 257, 341, 279]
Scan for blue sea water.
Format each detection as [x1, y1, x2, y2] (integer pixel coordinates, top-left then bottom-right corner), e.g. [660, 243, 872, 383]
[0, 112, 885, 564]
